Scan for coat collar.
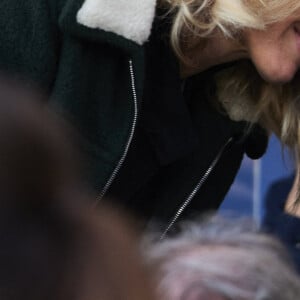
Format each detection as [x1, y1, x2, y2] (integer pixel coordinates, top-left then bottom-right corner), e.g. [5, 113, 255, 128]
[77, 0, 157, 45]
[59, 0, 156, 47]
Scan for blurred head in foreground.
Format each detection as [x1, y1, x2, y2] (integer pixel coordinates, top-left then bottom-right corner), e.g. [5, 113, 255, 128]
[0, 80, 154, 300]
[145, 216, 300, 300]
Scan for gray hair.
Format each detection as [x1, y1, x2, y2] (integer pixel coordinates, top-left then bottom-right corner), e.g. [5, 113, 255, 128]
[144, 216, 300, 300]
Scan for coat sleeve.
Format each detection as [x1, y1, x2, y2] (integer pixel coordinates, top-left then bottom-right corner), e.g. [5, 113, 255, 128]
[0, 0, 61, 91]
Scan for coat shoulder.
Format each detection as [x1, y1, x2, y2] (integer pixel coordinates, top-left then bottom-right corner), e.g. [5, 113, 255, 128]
[0, 0, 62, 88]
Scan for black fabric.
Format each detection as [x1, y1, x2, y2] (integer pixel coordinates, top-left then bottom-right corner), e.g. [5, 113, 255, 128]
[140, 16, 199, 165]
[106, 16, 199, 220]
[106, 16, 268, 228]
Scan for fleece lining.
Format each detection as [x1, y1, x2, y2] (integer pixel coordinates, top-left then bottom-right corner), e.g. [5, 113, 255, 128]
[77, 0, 157, 45]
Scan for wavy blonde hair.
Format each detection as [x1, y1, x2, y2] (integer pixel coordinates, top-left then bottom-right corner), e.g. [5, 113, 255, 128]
[161, 0, 300, 156]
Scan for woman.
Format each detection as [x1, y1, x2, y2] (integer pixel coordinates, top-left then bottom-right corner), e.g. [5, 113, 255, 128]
[0, 0, 300, 233]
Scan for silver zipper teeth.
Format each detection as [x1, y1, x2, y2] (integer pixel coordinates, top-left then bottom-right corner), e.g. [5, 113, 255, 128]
[95, 60, 138, 205]
[160, 137, 234, 239]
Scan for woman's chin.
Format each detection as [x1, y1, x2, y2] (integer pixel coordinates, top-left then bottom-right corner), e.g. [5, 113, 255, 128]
[258, 67, 296, 84]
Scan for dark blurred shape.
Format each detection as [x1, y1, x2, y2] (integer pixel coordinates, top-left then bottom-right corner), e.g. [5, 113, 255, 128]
[263, 173, 300, 273]
[0, 79, 80, 214]
[0, 80, 155, 300]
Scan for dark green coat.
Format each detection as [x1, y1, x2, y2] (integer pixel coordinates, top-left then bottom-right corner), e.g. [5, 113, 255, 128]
[0, 0, 153, 194]
[0, 0, 267, 229]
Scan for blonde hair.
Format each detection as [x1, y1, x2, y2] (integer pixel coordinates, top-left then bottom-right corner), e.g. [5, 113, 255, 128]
[164, 0, 300, 61]
[216, 62, 300, 149]
[162, 0, 300, 156]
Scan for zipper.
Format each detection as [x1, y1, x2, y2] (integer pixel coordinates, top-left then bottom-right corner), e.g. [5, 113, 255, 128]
[160, 137, 234, 239]
[95, 59, 138, 205]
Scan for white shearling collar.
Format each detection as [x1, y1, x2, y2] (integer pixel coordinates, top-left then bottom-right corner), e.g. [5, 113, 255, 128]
[77, 0, 157, 45]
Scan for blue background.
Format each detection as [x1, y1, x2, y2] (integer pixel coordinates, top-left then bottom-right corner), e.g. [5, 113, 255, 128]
[219, 135, 294, 223]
